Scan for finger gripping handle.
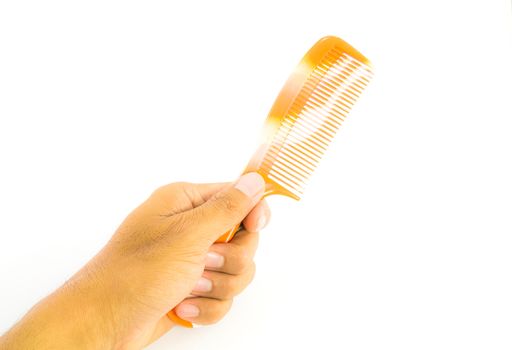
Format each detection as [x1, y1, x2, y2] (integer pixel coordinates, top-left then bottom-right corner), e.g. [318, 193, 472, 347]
[166, 223, 242, 327]
[216, 223, 241, 243]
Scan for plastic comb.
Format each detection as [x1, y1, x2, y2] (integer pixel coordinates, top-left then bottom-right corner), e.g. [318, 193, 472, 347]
[168, 35, 373, 327]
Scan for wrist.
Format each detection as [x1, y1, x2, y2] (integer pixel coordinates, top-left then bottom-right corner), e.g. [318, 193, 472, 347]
[60, 262, 119, 349]
[0, 262, 117, 350]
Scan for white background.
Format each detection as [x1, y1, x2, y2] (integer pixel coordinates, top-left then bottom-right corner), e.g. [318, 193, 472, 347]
[1, 1, 511, 349]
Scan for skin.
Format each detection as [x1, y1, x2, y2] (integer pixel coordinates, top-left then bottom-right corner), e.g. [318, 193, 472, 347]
[0, 172, 270, 350]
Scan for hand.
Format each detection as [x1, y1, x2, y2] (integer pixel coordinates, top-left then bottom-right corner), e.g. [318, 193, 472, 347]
[0, 173, 270, 350]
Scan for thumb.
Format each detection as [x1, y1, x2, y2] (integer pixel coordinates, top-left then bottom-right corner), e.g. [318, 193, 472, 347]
[186, 172, 265, 243]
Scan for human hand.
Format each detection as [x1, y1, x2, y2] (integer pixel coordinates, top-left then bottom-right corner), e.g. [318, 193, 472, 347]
[0, 173, 270, 350]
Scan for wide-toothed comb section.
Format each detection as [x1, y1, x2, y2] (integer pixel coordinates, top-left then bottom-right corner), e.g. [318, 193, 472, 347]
[260, 47, 373, 198]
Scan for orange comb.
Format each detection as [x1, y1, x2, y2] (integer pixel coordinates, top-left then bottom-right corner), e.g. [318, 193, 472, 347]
[168, 36, 373, 327]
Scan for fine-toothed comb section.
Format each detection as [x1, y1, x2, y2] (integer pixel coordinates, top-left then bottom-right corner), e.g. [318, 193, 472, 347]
[259, 38, 373, 199]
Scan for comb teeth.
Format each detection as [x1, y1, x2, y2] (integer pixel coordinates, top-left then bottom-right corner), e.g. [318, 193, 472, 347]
[260, 48, 373, 198]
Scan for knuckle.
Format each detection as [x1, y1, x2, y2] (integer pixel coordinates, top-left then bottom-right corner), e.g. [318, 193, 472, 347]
[234, 262, 256, 295]
[239, 256, 252, 274]
[230, 245, 251, 273]
[218, 276, 239, 299]
[224, 276, 241, 299]
[151, 185, 166, 198]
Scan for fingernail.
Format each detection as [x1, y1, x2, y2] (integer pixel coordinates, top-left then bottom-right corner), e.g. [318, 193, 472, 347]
[234, 173, 265, 203]
[176, 304, 200, 318]
[205, 251, 224, 268]
[255, 214, 267, 231]
[193, 277, 212, 292]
